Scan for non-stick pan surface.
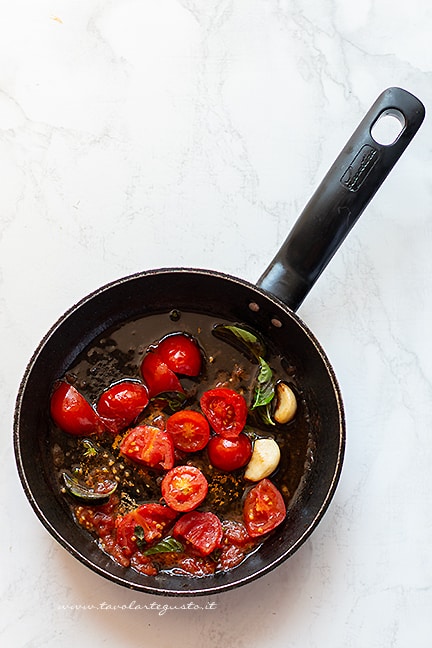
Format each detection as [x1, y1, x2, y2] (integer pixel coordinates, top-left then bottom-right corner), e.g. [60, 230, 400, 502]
[14, 88, 425, 597]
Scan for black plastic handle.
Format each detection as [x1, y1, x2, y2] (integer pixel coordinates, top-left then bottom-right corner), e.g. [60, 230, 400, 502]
[257, 87, 425, 311]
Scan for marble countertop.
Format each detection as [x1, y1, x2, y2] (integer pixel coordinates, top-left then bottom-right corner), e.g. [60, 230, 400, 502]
[2, 1, 432, 646]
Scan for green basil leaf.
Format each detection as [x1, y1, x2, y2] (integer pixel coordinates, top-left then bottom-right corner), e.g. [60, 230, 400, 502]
[251, 357, 275, 409]
[212, 324, 266, 361]
[143, 536, 184, 556]
[257, 402, 276, 427]
[62, 471, 117, 503]
[222, 325, 261, 347]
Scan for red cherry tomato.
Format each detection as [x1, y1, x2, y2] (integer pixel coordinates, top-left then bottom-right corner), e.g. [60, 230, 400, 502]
[140, 351, 184, 397]
[243, 478, 286, 538]
[173, 511, 223, 556]
[115, 511, 139, 558]
[50, 381, 105, 436]
[207, 433, 252, 471]
[216, 519, 255, 570]
[119, 425, 174, 470]
[97, 381, 149, 433]
[200, 387, 248, 438]
[161, 465, 208, 512]
[221, 519, 253, 548]
[116, 503, 177, 557]
[156, 333, 202, 376]
[166, 410, 210, 452]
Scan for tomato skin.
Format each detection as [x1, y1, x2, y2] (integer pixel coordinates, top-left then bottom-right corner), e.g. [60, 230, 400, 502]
[161, 465, 208, 512]
[75, 494, 118, 537]
[116, 503, 177, 557]
[173, 511, 223, 556]
[50, 381, 105, 436]
[130, 553, 158, 576]
[141, 351, 184, 397]
[207, 433, 252, 471]
[115, 512, 139, 557]
[175, 556, 216, 576]
[217, 519, 255, 570]
[200, 388, 248, 438]
[119, 425, 174, 470]
[217, 544, 246, 570]
[221, 519, 253, 547]
[134, 503, 178, 542]
[243, 478, 286, 538]
[166, 410, 210, 452]
[157, 333, 202, 376]
[97, 381, 149, 433]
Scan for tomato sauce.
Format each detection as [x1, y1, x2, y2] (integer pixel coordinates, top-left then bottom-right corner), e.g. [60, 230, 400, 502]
[49, 310, 315, 577]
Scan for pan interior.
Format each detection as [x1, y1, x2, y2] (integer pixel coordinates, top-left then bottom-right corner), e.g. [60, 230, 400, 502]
[14, 269, 344, 596]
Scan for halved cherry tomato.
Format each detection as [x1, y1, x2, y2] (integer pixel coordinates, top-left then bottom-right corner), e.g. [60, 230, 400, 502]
[97, 381, 149, 433]
[217, 519, 255, 570]
[216, 543, 246, 570]
[161, 465, 208, 512]
[50, 381, 105, 436]
[166, 410, 210, 452]
[221, 519, 253, 548]
[173, 511, 223, 556]
[156, 333, 202, 376]
[243, 478, 286, 538]
[207, 433, 252, 471]
[119, 425, 174, 470]
[135, 503, 177, 543]
[140, 351, 184, 397]
[115, 512, 139, 558]
[200, 387, 248, 438]
[116, 503, 177, 557]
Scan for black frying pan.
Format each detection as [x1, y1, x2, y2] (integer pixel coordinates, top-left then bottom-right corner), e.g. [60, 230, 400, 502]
[14, 88, 425, 597]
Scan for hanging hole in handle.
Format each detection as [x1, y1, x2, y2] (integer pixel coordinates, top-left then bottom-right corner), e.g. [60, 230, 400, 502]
[371, 109, 406, 145]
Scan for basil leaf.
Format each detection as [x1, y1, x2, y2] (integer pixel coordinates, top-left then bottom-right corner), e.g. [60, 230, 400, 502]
[223, 325, 261, 347]
[212, 324, 266, 360]
[251, 357, 275, 409]
[257, 402, 276, 427]
[143, 536, 184, 556]
[62, 471, 117, 503]
[212, 323, 275, 423]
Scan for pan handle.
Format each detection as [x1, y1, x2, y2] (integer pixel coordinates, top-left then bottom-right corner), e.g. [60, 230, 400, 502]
[256, 87, 425, 312]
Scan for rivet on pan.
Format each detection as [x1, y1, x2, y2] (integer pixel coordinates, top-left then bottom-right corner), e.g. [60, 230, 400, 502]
[271, 318, 283, 328]
[248, 302, 260, 312]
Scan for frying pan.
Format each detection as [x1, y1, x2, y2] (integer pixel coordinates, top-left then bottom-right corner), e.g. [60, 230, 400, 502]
[14, 87, 425, 597]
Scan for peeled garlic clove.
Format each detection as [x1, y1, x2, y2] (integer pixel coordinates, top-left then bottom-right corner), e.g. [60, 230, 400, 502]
[244, 438, 281, 481]
[273, 382, 297, 424]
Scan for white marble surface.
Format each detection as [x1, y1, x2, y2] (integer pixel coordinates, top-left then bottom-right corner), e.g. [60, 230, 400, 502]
[1, 1, 432, 646]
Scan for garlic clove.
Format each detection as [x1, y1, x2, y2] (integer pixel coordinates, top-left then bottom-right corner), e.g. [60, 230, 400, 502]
[273, 382, 297, 424]
[244, 438, 281, 481]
